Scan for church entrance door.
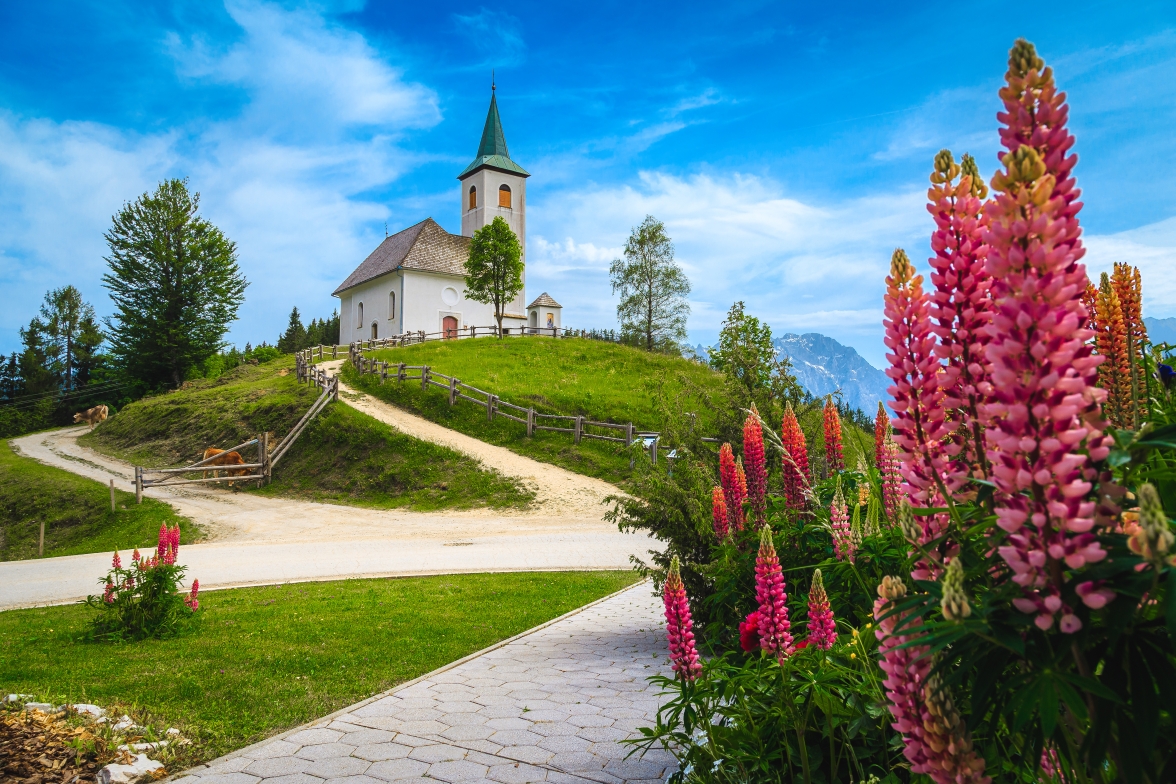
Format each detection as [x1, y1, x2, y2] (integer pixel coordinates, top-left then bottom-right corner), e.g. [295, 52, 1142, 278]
[443, 316, 458, 339]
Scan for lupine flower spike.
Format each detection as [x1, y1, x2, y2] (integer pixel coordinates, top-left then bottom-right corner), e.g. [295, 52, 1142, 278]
[185, 579, 201, 611]
[132, 548, 141, 563]
[755, 525, 793, 663]
[806, 569, 837, 650]
[1128, 483, 1175, 569]
[112, 550, 122, 570]
[743, 405, 767, 526]
[735, 458, 748, 528]
[940, 558, 972, 622]
[1094, 274, 1131, 428]
[662, 557, 701, 681]
[823, 396, 844, 472]
[984, 40, 1113, 630]
[711, 486, 729, 539]
[874, 576, 989, 784]
[718, 444, 745, 531]
[156, 523, 169, 561]
[883, 248, 962, 574]
[926, 149, 992, 479]
[1111, 262, 1147, 426]
[781, 403, 810, 512]
[874, 401, 890, 469]
[881, 431, 902, 523]
[830, 477, 854, 562]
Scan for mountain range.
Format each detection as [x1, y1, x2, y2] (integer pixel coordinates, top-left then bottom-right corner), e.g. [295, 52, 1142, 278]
[1145, 317, 1176, 346]
[694, 332, 892, 416]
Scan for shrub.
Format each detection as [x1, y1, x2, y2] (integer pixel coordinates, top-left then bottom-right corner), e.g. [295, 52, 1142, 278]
[86, 524, 200, 641]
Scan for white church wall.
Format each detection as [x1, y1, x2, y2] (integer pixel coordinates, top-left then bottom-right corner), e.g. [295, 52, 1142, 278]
[460, 167, 527, 318]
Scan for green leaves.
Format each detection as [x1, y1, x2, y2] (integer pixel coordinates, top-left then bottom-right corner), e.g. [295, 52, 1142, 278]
[463, 216, 523, 334]
[608, 215, 690, 353]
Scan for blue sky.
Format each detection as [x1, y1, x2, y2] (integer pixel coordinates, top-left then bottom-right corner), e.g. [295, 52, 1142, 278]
[2, 0, 1175, 367]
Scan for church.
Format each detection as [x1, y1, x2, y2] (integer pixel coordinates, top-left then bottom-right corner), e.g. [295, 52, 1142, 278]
[333, 89, 563, 342]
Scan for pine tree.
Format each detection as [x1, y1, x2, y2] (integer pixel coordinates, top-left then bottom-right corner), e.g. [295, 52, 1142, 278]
[277, 307, 306, 353]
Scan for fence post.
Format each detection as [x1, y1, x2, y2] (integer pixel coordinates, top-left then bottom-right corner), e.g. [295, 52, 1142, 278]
[625, 422, 634, 447]
[487, 394, 496, 421]
[135, 467, 143, 504]
[449, 378, 458, 406]
[38, 520, 44, 557]
[398, 362, 405, 382]
[527, 408, 534, 437]
[110, 479, 116, 512]
[421, 366, 429, 391]
[574, 415, 583, 445]
[650, 437, 658, 465]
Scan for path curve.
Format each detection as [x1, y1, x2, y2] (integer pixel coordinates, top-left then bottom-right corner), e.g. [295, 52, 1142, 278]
[2, 369, 655, 610]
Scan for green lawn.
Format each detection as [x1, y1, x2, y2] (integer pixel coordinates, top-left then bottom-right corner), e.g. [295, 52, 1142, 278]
[353, 338, 729, 486]
[0, 439, 200, 561]
[0, 571, 641, 765]
[82, 358, 533, 511]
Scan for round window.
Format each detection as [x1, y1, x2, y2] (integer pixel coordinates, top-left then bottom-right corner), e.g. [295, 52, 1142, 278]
[441, 287, 459, 306]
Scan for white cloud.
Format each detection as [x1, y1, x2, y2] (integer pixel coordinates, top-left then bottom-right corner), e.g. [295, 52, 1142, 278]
[0, 0, 439, 353]
[1085, 216, 1176, 318]
[452, 8, 527, 69]
[527, 171, 928, 365]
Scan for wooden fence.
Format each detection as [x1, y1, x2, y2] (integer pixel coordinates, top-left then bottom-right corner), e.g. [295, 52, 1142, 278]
[295, 324, 608, 361]
[132, 358, 338, 500]
[333, 343, 722, 467]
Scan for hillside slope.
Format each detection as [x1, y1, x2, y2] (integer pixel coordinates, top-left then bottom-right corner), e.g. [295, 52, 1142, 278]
[81, 359, 532, 511]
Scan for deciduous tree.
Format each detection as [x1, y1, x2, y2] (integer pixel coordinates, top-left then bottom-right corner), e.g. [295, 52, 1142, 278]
[464, 216, 524, 338]
[609, 216, 690, 352]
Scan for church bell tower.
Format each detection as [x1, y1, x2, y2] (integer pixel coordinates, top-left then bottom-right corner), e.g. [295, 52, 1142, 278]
[458, 86, 529, 287]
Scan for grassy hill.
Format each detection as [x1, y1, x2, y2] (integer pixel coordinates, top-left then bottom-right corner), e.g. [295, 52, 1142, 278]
[82, 358, 532, 512]
[351, 337, 874, 486]
[1, 440, 199, 561]
[354, 338, 729, 486]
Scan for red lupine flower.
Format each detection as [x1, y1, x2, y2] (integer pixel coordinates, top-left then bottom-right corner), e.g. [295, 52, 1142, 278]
[806, 569, 837, 650]
[1093, 275, 1131, 428]
[662, 557, 701, 681]
[103, 579, 115, 604]
[112, 550, 122, 570]
[743, 405, 767, 526]
[156, 523, 168, 561]
[719, 443, 745, 531]
[185, 579, 201, 611]
[781, 403, 810, 512]
[739, 611, 761, 653]
[926, 150, 992, 479]
[755, 526, 793, 663]
[132, 548, 141, 563]
[823, 397, 844, 472]
[711, 486, 729, 539]
[830, 480, 854, 562]
[983, 40, 1113, 628]
[874, 402, 890, 469]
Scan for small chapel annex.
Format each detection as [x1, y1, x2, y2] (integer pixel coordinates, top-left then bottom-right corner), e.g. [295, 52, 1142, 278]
[333, 89, 563, 342]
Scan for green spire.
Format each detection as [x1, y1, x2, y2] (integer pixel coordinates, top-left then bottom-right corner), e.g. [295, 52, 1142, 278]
[458, 90, 529, 180]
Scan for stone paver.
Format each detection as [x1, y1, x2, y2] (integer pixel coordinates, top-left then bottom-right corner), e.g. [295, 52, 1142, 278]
[173, 584, 676, 783]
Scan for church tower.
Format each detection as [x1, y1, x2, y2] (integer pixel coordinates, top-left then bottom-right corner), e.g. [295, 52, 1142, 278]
[458, 87, 529, 315]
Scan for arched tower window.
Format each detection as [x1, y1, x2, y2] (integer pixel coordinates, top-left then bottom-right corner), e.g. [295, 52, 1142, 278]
[468, 186, 477, 210]
[357, 302, 363, 327]
[498, 184, 512, 208]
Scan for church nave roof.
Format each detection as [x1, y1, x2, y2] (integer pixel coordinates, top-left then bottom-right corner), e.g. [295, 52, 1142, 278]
[332, 218, 470, 295]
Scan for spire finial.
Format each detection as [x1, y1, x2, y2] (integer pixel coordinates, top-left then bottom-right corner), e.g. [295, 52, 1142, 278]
[492, 69, 495, 92]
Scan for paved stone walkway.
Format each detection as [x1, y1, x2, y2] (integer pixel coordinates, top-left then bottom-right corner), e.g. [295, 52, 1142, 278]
[172, 583, 677, 784]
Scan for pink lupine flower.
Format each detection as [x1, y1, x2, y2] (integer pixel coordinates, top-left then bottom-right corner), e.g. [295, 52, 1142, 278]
[103, 579, 115, 604]
[874, 576, 989, 784]
[874, 402, 890, 470]
[719, 443, 745, 531]
[755, 526, 793, 663]
[184, 579, 201, 611]
[781, 403, 810, 512]
[982, 40, 1113, 628]
[884, 248, 962, 577]
[830, 479, 854, 562]
[823, 397, 844, 472]
[662, 557, 701, 681]
[743, 405, 767, 526]
[806, 569, 837, 650]
[926, 150, 992, 479]
[881, 432, 902, 523]
[156, 523, 168, 561]
[132, 548, 141, 563]
[112, 550, 122, 570]
[711, 486, 729, 539]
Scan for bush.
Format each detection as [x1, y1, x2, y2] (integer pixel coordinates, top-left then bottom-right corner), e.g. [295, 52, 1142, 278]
[86, 525, 200, 641]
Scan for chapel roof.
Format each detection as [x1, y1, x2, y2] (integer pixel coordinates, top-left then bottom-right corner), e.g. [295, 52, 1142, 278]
[457, 92, 530, 180]
[332, 218, 470, 295]
[526, 292, 562, 309]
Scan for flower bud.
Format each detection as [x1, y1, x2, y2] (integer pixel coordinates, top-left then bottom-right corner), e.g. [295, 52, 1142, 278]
[940, 558, 972, 622]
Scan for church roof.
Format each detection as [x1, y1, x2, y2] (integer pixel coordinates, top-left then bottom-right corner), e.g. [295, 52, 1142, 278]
[526, 292, 562, 309]
[457, 92, 530, 180]
[332, 218, 470, 295]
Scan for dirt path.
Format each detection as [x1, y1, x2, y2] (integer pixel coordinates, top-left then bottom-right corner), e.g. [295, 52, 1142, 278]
[323, 360, 619, 521]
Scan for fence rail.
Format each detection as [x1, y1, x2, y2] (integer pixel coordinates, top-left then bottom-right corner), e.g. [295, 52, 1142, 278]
[330, 341, 726, 466]
[132, 356, 339, 499]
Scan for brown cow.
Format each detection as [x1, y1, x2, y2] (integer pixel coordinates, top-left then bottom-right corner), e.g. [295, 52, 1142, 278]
[201, 448, 250, 485]
[73, 405, 108, 430]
